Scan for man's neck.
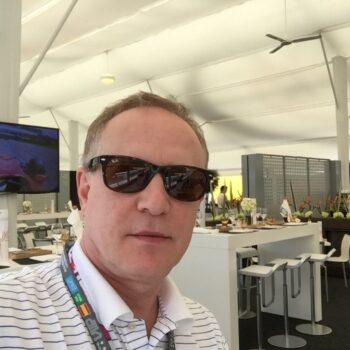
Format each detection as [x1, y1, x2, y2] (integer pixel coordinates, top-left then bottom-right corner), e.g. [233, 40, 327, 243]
[99, 267, 160, 336]
[80, 239, 162, 336]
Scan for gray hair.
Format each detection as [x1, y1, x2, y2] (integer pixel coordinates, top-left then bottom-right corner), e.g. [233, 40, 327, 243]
[82, 91, 208, 168]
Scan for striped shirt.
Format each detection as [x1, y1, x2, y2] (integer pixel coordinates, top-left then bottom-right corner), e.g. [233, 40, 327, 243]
[0, 243, 228, 350]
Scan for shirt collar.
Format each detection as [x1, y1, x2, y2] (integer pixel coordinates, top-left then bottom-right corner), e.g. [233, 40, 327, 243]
[159, 277, 194, 333]
[71, 241, 133, 327]
[70, 241, 194, 332]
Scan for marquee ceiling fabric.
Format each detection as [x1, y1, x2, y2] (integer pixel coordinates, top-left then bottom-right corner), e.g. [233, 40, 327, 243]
[18, 0, 350, 172]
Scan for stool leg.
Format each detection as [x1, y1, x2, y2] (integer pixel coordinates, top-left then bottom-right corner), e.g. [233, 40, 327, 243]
[342, 262, 348, 288]
[268, 269, 306, 348]
[238, 257, 256, 319]
[240, 275, 256, 319]
[296, 261, 332, 335]
[322, 264, 329, 302]
[254, 278, 266, 350]
[237, 257, 245, 317]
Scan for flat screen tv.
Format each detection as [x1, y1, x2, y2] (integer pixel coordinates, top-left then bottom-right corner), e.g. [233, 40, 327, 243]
[0, 121, 59, 194]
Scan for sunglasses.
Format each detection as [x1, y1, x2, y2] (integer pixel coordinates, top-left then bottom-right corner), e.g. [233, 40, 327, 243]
[88, 155, 211, 202]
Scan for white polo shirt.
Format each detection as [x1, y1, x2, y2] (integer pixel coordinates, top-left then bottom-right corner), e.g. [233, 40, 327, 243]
[0, 242, 228, 349]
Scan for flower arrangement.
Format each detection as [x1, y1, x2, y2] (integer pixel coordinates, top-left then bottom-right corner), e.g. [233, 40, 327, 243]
[22, 200, 32, 213]
[240, 197, 256, 215]
[330, 190, 350, 219]
[290, 191, 350, 220]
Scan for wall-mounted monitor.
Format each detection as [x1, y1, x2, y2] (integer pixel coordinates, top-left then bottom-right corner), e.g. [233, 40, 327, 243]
[0, 121, 59, 194]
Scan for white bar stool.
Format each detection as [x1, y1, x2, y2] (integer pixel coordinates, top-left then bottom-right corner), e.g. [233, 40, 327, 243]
[237, 246, 258, 319]
[239, 260, 287, 350]
[267, 255, 311, 348]
[296, 248, 336, 336]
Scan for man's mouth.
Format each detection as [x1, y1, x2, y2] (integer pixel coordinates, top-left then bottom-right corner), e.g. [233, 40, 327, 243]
[131, 231, 171, 243]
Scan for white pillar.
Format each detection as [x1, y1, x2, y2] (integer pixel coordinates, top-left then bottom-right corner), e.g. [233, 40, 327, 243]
[69, 120, 79, 169]
[333, 56, 349, 191]
[0, 0, 21, 248]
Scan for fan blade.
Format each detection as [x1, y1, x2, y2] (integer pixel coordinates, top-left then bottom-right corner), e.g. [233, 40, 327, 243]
[292, 35, 321, 43]
[269, 43, 286, 54]
[266, 33, 286, 43]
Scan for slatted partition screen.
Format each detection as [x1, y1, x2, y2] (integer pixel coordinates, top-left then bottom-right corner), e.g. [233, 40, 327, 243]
[242, 154, 338, 219]
[262, 155, 284, 217]
[308, 158, 331, 206]
[284, 157, 308, 209]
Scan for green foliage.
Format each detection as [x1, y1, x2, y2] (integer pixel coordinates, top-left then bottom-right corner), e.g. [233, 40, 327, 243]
[333, 211, 344, 219]
[304, 210, 313, 218]
[321, 211, 329, 218]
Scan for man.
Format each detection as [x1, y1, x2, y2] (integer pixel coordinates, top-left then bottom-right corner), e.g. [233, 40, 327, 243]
[217, 185, 228, 212]
[0, 92, 228, 349]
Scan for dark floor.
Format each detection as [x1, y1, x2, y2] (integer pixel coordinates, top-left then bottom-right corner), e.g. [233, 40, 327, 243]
[239, 275, 350, 350]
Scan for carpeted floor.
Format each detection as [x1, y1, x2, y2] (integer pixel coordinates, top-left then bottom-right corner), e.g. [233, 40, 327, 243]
[239, 275, 350, 349]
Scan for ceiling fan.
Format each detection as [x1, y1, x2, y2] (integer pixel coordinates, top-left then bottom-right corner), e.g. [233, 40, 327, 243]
[266, 33, 321, 54]
[265, 32, 339, 108]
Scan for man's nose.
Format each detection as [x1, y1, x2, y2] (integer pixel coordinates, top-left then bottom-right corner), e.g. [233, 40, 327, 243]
[136, 173, 171, 215]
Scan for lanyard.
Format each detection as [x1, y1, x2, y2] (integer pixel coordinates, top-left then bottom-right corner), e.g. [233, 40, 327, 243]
[60, 243, 176, 350]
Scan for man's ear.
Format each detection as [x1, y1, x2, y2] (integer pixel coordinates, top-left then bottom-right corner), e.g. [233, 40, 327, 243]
[76, 167, 90, 213]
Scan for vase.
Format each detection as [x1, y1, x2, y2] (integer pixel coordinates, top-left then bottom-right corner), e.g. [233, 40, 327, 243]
[245, 214, 252, 226]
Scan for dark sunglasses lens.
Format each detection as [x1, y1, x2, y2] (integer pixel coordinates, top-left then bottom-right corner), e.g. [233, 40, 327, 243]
[165, 167, 207, 201]
[103, 158, 150, 193]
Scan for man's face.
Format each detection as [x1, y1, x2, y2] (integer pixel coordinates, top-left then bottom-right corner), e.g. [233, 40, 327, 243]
[77, 107, 206, 285]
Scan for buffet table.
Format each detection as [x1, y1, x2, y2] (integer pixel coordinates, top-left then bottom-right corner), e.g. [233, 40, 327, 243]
[171, 223, 320, 350]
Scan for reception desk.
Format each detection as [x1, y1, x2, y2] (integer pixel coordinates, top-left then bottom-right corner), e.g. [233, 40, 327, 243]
[171, 223, 320, 350]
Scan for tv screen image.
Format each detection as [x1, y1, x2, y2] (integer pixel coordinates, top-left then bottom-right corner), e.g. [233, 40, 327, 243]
[0, 122, 59, 194]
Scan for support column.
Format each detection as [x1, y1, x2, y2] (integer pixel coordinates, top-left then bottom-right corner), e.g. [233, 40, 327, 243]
[69, 120, 79, 170]
[333, 56, 349, 191]
[0, 0, 21, 249]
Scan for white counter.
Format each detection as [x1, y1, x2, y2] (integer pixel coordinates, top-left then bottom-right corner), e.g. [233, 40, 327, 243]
[171, 223, 320, 350]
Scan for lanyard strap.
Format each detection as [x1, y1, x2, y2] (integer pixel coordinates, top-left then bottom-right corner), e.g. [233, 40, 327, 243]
[60, 243, 112, 350]
[60, 243, 176, 350]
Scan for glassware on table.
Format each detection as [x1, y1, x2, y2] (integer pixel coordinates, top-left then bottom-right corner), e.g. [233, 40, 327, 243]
[256, 207, 262, 222]
[49, 224, 63, 254]
[228, 209, 236, 226]
[261, 208, 267, 223]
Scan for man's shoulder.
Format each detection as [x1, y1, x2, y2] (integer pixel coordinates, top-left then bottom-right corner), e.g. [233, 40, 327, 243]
[182, 296, 229, 349]
[0, 260, 64, 317]
[0, 260, 92, 349]
[0, 260, 62, 293]
[183, 296, 218, 322]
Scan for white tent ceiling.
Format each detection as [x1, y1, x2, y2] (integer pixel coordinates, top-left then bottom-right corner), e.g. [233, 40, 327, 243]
[18, 0, 350, 173]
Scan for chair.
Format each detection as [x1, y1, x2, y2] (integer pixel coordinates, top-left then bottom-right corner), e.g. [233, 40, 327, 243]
[34, 222, 49, 239]
[326, 234, 350, 287]
[18, 223, 37, 249]
[267, 255, 311, 348]
[318, 230, 331, 253]
[50, 223, 63, 237]
[239, 260, 287, 350]
[236, 247, 258, 319]
[295, 248, 336, 336]
[32, 222, 54, 246]
[17, 223, 28, 249]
